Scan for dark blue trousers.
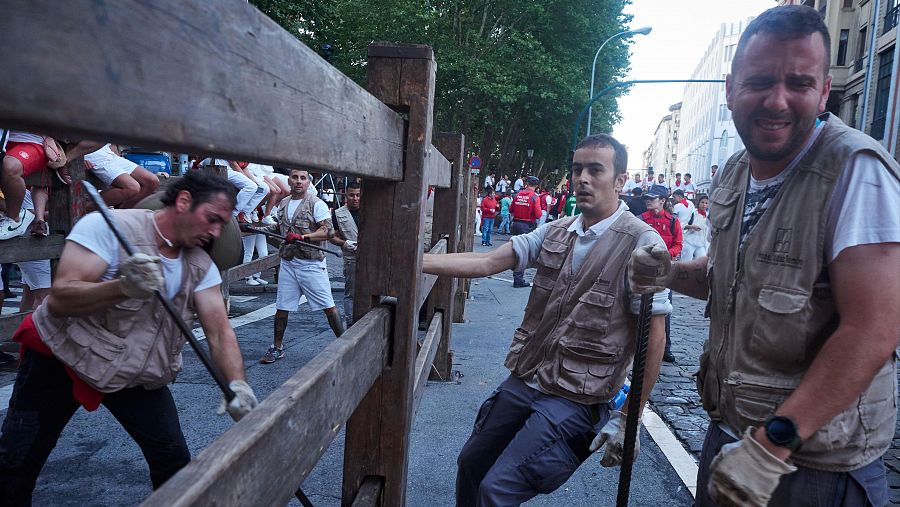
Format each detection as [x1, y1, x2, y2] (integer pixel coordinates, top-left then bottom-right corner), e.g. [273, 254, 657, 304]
[456, 375, 609, 507]
[510, 221, 534, 285]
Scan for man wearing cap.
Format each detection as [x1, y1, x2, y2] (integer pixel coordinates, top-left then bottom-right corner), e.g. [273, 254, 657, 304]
[424, 133, 671, 506]
[509, 176, 543, 287]
[640, 184, 682, 364]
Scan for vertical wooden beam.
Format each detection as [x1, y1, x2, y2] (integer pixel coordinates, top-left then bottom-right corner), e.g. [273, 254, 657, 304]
[342, 43, 435, 507]
[428, 133, 464, 380]
[47, 158, 86, 234]
[453, 150, 475, 323]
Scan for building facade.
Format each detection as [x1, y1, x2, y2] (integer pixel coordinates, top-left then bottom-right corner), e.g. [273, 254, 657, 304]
[643, 102, 682, 181]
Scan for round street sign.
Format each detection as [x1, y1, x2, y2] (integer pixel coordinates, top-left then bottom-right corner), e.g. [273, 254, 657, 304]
[469, 155, 482, 169]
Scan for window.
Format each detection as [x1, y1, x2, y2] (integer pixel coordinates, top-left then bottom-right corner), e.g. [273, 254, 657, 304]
[843, 0, 853, 7]
[848, 93, 860, 129]
[855, 26, 867, 73]
[837, 30, 849, 65]
[886, 0, 900, 33]
[871, 49, 894, 139]
[718, 131, 729, 163]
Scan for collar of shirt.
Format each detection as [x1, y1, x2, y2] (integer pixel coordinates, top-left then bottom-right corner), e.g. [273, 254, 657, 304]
[566, 200, 628, 238]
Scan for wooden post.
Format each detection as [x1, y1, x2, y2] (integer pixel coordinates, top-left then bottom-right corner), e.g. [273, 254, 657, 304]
[428, 133, 464, 380]
[453, 150, 475, 323]
[48, 158, 86, 234]
[342, 43, 436, 507]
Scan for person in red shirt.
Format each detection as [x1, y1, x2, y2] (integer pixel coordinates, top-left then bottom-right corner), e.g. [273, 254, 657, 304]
[640, 184, 682, 362]
[480, 188, 499, 246]
[510, 176, 542, 287]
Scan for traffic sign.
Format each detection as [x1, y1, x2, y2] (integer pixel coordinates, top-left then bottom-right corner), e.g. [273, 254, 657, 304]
[469, 155, 482, 169]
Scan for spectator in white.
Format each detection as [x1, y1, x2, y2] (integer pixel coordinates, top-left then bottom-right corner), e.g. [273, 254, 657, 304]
[474, 193, 483, 235]
[656, 172, 669, 189]
[672, 173, 683, 190]
[234, 161, 270, 223]
[680, 194, 709, 260]
[483, 173, 495, 192]
[513, 175, 524, 192]
[671, 188, 697, 259]
[681, 173, 697, 198]
[0, 131, 52, 239]
[643, 172, 655, 190]
[495, 174, 510, 194]
[66, 142, 160, 211]
[622, 172, 639, 195]
[245, 162, 286, 223]
[13, 190, 52, 308]
[710, 164, 718, 178]
[202, 159, 259, 221]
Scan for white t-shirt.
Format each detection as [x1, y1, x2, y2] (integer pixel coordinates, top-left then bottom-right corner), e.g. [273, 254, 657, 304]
[245, 163, 273, 179]
[67, 212, 222, 300]
[673, 199, 696, 227]
[513, 178, 524, 191]
[283, 198, 332, 268]
[8, 131, 44, 145]
[622, 179, 638, 194]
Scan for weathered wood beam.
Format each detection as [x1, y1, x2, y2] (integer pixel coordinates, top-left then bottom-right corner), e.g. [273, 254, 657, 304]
[0, 0, 404, 180]
[224, 253, 280, 282]
[418, 238, 447, 311]
[0, 312, 30, 342]
[140, 306, 393, 507]
[349, 477, 384, 507]
[424, 146, 451, 189]
[0, 236, 65, 263]
[412, 311, 442, 414]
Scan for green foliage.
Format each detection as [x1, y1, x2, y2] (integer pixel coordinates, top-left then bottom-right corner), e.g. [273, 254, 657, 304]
[251, 0, 633, 182]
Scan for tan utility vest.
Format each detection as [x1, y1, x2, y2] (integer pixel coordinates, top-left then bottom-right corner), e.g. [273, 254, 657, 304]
[504, 213, 653, 405]
[33, 209, 213, 393]
[276, 194, 328, 261]
[334, 205, 358, 262]
[701, 114, 899, 471]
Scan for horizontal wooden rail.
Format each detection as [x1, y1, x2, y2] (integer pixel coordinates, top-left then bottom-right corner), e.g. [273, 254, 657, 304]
[141, 305, 393, 507]
[0, 235, 65, 263]
[412, 311, 442, 414]
[224, 253, 280, 283]
[0, 312, 30, 342]
[350, 477, 384, 507]
[418, 238, 447, 310]
[425, 146, 451, 188]
[0, 0, 404, 180]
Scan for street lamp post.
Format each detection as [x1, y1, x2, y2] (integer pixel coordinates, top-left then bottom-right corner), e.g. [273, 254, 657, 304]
[526, 148, 534, 175]
[586, 26, 652, 136]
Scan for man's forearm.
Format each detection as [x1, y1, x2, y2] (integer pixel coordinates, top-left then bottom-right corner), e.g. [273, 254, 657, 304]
[670, 256, 710, 299]
[47, 280, 128, 316]
[622, 315, 665, 416]
[208, 329, 247, 382]
[423, 243, 516, 278]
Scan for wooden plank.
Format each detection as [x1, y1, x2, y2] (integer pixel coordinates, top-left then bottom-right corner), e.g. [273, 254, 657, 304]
[418, 239, 447, 311]
[424, 146, 451, 188]
[0, 312, 30, 342]
[141, 306, 393, 507]
[349, 477, 384, 507]
[0, 0, 404, 180]
[0, 235, 65, 263]
[454, 146, 476, 323]
[430, 133, 465, 379]
[342, 43, 436, 507]
[412, 311, 442, 414]
[48, 157, 87, 236]
[224, 253, 280, 282]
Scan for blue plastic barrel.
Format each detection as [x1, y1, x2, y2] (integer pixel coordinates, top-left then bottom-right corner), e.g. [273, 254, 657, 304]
[123, 152, 173, 175]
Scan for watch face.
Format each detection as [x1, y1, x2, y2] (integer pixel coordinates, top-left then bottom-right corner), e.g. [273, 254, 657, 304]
[767, 416, 796, 444]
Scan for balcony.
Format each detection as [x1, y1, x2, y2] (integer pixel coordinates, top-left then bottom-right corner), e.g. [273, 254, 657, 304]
[886, 3, 900, 34]
[854, 57, 865, 73]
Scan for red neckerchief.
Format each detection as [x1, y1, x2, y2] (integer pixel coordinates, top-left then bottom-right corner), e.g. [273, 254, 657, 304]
[14, 314, 105, 411]
[698, 208, 707, 217]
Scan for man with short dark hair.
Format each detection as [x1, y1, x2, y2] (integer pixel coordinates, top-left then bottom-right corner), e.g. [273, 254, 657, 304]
[0, 171, 258, 502]
[630, 5, 900, 506]
[331, 182, 361, 327]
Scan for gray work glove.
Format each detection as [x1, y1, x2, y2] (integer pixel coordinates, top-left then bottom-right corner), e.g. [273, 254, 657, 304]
[118, 253, 165, 299]
[628, 243, 674, 294]
[589, 410, 639, 467]
[708, 427, 797, 507]
[342, 240, 358, 253]
[217, 380, 259, 421]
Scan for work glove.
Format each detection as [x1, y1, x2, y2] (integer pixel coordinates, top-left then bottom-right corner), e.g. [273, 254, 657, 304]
[589, 410, 639, 467]
[628, 243, 675, 294]
[342, 240, 358, 253]
[118, 253, 165, 299]
[217, 380, 259, 422]
[708, 427, 797, 507]
[284, 232, 307, 244]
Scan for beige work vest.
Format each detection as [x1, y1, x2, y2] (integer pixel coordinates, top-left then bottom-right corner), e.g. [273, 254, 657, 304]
[701, 113, 899, 471]
[505, 213, 653, 405]
[334, 205, 358, 262]
[276, 194, 328, 261]
[34, 209, 212, 392]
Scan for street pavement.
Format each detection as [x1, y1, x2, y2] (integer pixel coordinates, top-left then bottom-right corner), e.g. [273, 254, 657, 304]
[0, 230, 897, 505]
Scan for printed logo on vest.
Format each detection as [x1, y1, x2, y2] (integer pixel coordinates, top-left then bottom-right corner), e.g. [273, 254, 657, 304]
[757, 228, 803, 268]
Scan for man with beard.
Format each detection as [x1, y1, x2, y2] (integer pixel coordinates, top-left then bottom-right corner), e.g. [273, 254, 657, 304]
[424, 134, 671, 506]
[629, 6, 900, 506]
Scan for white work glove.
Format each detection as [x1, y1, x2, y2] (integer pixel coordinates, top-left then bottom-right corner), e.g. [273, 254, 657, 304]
[342, 240, 358, 253]
[589, 410, 639, 467]
[217, 380, 259, 421]
[118, 253, 165, 299]
[628, 244, 674, 294]
[708, 427, 797, 507]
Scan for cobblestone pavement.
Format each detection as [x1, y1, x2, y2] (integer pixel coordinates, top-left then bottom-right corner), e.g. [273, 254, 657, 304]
[650, 293, 900, 504]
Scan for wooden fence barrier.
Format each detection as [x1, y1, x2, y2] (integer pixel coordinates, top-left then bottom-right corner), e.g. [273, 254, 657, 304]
[0, 1, 470, 505]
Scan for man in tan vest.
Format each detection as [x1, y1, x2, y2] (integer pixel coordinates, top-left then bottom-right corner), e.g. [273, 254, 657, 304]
[330, 181, 361, 327]
[424, 134, 671, 506]
[0, 170, 258, 504]
[630, 6, 900, 506]
[260, 168, 343, 364]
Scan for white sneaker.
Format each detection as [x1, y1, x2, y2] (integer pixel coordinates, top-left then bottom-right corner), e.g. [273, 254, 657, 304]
[261, 216, 276, 225]
[246, 277, 261, 286]
[0, 210, 35, 240]
[254, 276, 269, 286]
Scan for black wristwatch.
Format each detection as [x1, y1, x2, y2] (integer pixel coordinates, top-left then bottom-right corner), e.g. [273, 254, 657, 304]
[764, 415, 803, 452]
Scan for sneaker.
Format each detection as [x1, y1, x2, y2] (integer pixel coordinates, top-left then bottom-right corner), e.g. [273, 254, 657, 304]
[261, 216, 276, 225]
[236, 212, 251, 224]
[246, 277, 261, 286]
[29, 220, 49, 237]
[513, 281, 531, 288]
[0, 210, 35, 240]
[487, 242, 493, 246]
[260, 346, 284, 364]
[663, 352, 677, 363]
[253, 276, 269, 286]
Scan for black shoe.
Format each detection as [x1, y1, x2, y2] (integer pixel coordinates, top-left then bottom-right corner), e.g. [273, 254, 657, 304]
[3, 290, 13, 299]
[487, 243, 493, 246]
[663, 352, 676, 363]
[513, 281, 531, 288]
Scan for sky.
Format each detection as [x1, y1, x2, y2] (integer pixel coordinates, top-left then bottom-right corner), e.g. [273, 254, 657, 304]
[611, 0, 777, 170]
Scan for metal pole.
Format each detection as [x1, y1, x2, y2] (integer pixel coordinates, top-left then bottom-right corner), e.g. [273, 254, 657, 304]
[587, 27, 651, 136]
[860, 0, 882, 133]
[882, 22, 900, 153]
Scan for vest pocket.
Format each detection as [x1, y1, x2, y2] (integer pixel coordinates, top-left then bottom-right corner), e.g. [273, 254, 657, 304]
[504, 328, 530, 372]
[537, 240, 567, 270]
[66, 321, 126, 387]
[557, 336, 620, 399]
[105, 299, 144, 338]
[708, 187, 740, 235]
[727, 373, 796, 426]
[751, 285, 810, 366]
[569, 289, 615, 332]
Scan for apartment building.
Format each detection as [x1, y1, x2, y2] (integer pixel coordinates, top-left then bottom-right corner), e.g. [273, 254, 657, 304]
[643, 102, 682, 181]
